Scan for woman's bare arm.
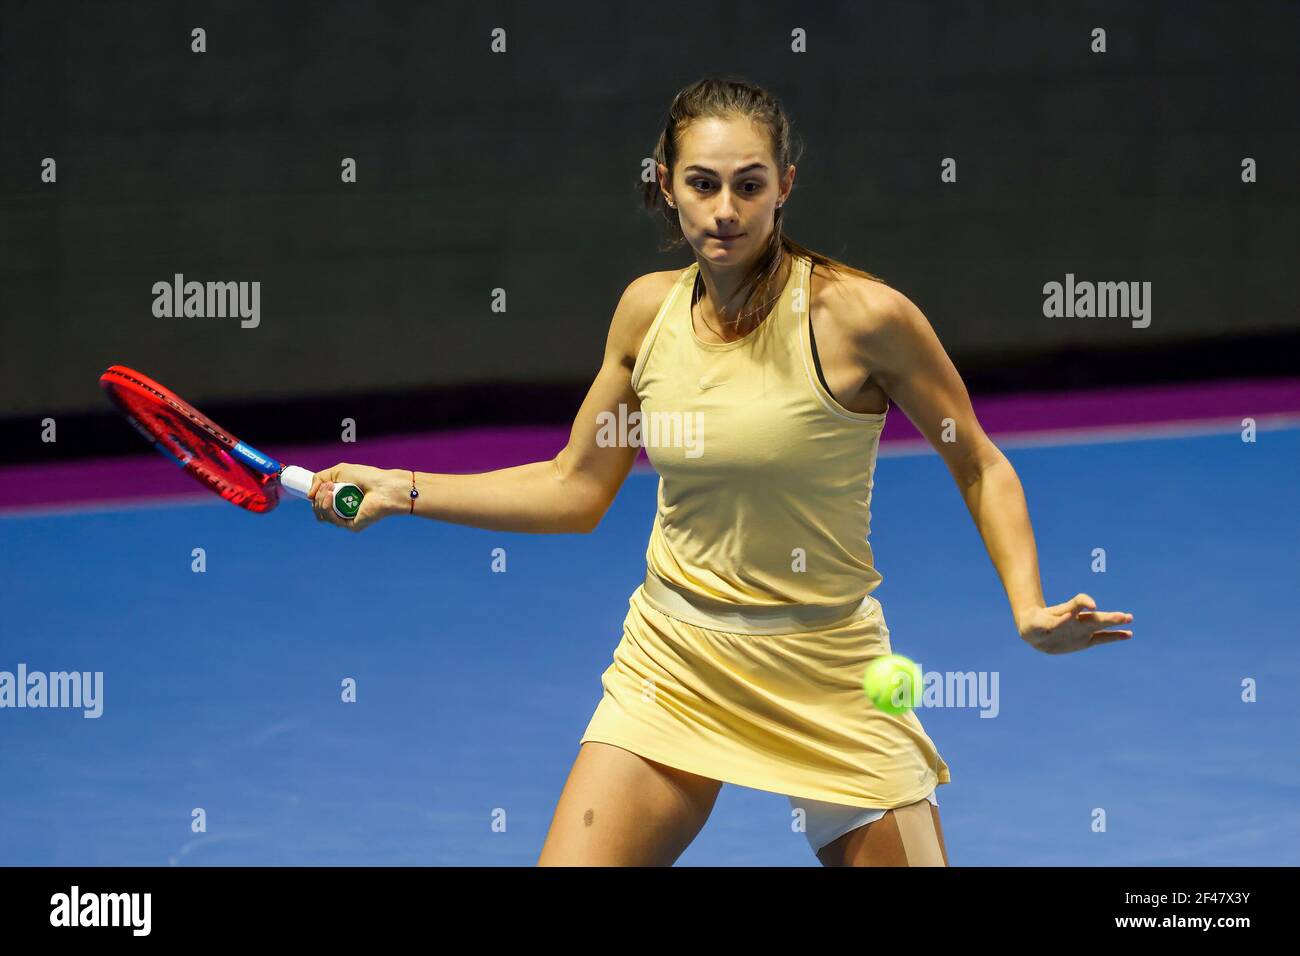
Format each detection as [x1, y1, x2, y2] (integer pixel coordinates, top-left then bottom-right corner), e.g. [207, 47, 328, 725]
[307, 271, 677, 534]
[851, 283, 1042, 616]
[832, 278, 1132, 652]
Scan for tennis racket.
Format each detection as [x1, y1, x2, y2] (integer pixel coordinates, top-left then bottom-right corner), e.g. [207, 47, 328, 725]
[99, 365, 363, 519]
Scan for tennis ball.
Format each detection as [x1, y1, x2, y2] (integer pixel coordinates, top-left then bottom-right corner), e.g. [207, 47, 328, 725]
[863, 654, 922, 715]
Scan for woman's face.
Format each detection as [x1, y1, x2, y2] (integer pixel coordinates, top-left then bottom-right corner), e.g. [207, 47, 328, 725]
[661, 116, 793, 267]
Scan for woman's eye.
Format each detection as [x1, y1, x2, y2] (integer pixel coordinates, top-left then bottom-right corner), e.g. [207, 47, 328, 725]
[691, 180, 762, 193]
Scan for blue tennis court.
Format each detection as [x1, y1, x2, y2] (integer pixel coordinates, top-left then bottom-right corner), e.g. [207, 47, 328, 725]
[3, 416, 1295, 866]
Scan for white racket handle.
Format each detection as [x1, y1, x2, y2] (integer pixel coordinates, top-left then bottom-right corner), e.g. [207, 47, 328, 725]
[279, 465, 316, 498]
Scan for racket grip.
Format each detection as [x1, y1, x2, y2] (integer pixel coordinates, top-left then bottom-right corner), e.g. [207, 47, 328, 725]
[279, 465, 365, 520]
[279, 465, 316, 498]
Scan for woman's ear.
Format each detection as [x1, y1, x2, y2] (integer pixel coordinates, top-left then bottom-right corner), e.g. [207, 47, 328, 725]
[658, 163, 676, 208]
[779, 163, 797, 206]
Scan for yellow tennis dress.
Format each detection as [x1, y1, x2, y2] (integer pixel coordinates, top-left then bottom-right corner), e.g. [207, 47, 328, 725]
[580, 253, 951, 810]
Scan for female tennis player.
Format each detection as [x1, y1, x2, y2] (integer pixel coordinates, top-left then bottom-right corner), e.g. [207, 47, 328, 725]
[306, 76, 1134, 867]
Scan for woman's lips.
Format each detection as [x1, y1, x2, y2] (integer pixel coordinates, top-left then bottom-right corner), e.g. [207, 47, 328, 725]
[708, 233, 743, 242]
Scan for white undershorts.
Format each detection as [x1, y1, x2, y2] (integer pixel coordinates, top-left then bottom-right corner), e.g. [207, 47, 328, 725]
[789, 788, 939, 853]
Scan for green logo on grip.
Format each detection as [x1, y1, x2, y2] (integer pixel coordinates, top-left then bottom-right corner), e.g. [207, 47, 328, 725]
[333, 483, 363, 520]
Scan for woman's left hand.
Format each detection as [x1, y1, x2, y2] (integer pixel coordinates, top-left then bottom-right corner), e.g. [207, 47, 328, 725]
[1017, 593, 1133, 655]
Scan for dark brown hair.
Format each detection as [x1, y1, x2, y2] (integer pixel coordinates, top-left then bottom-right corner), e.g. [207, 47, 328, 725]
[641, 75, 882, 334]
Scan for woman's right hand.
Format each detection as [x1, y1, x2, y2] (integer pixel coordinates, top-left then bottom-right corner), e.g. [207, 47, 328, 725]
[308, 463, 409, 532]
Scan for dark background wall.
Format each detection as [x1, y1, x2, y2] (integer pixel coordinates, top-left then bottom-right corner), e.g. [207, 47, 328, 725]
[1, 0, 1296, 459]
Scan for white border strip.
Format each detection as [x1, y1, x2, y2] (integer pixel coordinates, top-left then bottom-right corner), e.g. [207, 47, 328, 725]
[5, 417, 1296, 514]
[626, 414, 1300, 470]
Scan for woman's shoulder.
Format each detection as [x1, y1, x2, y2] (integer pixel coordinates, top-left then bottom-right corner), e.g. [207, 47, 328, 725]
[609, 267, 689, 370]
[627, 266, 688, 305]
[809, 261, 913, 342]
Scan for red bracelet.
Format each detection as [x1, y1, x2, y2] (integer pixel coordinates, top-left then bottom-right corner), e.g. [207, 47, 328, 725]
[408, 470, 419, 515]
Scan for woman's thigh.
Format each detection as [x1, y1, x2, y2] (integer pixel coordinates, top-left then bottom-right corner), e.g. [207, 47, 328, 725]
[537, 741, 723, 866]
[816, 799, 950, 867]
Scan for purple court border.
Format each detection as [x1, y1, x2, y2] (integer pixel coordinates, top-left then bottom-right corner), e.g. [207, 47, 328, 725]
[2, 378, 1297, 516]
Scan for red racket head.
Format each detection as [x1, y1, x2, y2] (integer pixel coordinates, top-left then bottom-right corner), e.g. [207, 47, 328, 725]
[99, 365, 281, 513]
